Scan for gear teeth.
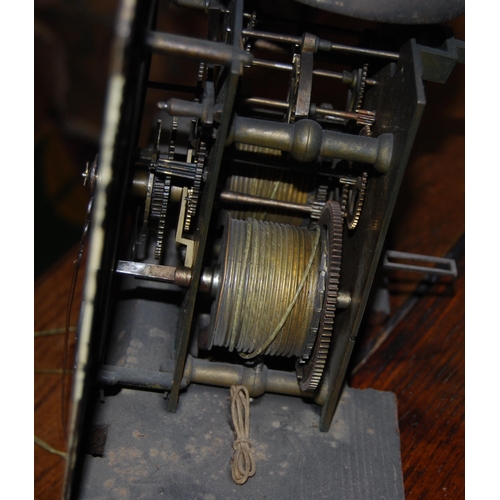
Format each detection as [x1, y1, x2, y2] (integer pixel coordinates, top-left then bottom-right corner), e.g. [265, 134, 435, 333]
[150, 176, 165, 220]
[339, 176, 356, 220]
[340, 184, 349, 218]
[197, 62, 205, 85]
[154, 176, 171, 260]
[184, 142, 206, 232]
[311, 185, 329, 220]
[168, 117, 178, 160]
[354, 64, 376, 131]
[356, 109, 375, 127]
[287, 53, 301, 123]
[298, 200, 343, 392]
[360, 123, 373, 137]
[355, 63, 369, 112]
[346, 172, 368, 230]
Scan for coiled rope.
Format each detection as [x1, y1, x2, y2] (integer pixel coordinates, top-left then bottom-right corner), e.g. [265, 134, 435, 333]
[230, 385, 256, 485]
[211, 218, 322, 359]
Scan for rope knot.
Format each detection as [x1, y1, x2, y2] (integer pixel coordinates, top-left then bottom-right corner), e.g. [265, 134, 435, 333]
[230, 385, 256, 485]
[233, 437, 251, 449]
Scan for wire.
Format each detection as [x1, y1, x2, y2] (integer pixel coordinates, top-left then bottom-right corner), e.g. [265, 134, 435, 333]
[34, 435, 67, 460]
[35, 369, 73, 374]
[61, 156, 97, 436]
[211, 218, 322, 358]
[240, 224, 320, 359]
[34, 327, 76, 338]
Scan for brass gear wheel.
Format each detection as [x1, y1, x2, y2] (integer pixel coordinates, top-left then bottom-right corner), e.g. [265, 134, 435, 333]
[184, 141, 205, 232]
[168, 116, 178, 160]
[311, 185, 328, 220]
[297, 200, 343, 392]
[341, 172, 368, 230]
[153, 175, 171, 260]
[348, 63, 368, 113]
[355, 63, 369, 112]
[286, 53, 301, 123]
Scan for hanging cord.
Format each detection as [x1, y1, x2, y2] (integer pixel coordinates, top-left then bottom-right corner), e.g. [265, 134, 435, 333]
[62, 225, 86, 434]
[34, 326, 76, 338]
[34, 435, 68, 460]
[230, 385, 256, 485]
[62, 155, 97, 435]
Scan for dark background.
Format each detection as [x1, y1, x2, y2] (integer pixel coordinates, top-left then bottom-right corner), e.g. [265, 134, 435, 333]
[34, 0, 118, 278]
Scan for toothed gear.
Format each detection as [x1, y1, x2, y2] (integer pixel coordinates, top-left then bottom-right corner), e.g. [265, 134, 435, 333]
[150, 175, 166, 220]
[353, 64, 376, 133]
[340, 184, 349, 219]
[297, 200, 343, 392]
[153, 116, 177, 255]
[341, 172, 368, 230]
[168, 116, 178, 160]
[184, 142, 206, 232]
[286, 53, 301, 123]
[355, 63, 369, 112]
[311, 185, 328, 220]
[154, 176, 171, 260]
[140, 170, 154, 239]
[356, 109, 375, 129]
[359, 123, 373, 137]
[244, 12, 257, 51]
[339, 176, 356, 219]
[197, 62, 205, 85]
